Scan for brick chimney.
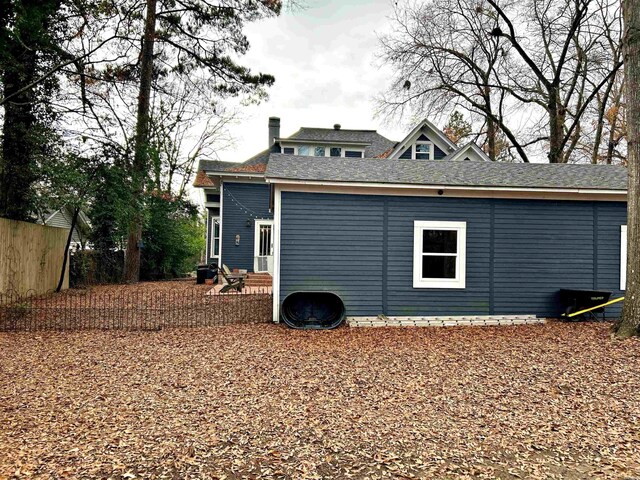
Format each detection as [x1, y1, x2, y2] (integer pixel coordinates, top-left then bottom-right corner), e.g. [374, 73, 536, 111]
[268, 117, 280, 149]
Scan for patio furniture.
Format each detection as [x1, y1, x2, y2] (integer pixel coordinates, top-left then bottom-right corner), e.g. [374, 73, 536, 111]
[219, 264, 245, 293]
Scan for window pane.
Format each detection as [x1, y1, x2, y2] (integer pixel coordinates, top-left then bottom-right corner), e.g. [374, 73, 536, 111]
[298, 145, 311, 156]
[213, 219, 220, 237]
[314, 146, 325, 157]
[416, 143, 431, 160]
[422, 256, 456, 279]
[423, 230, 457, 253]
[283, 147, 294, 154]
[345, 150, 363, 158]
[330, 147, 342, 157]
[214, 242, 219, 256]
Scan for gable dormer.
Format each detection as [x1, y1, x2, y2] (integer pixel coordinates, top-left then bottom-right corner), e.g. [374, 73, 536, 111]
[388, 119, 457, 160]
[397, 133, 449, 160]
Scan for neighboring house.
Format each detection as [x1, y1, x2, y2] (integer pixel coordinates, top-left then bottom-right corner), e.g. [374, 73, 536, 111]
[40, 206, 91, 248]
[194, 117, 628, 324]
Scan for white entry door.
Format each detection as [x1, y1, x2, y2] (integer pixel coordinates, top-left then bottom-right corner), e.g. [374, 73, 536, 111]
[254, 220, 274, 273]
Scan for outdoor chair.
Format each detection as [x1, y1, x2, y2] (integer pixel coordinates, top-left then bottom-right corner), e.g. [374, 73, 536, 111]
[219, 264, 245, 293]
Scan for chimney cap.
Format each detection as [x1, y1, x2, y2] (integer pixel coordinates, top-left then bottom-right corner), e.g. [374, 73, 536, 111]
[269, 116, 280, 124]
[334, 123, 341, 130]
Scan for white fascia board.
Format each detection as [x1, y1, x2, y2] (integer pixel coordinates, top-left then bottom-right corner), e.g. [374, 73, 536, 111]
[264, 178, 627, 201]
[272, 186, 282, 323]
[205, 170, 265, 179]
[447, 143, 491, 162]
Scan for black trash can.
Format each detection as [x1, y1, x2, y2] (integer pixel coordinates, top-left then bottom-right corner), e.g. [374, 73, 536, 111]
[196, 264, 209, 284]
[206, 263, 218, 284]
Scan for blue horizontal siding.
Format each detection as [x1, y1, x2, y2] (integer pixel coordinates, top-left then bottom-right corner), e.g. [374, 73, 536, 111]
[280, 193, 383, 315]
[221, 182, 272, 271]
[279, 192, 627, 319]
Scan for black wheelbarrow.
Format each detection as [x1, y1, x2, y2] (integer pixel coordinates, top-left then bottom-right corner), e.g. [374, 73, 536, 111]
[559, 289, 612, 321]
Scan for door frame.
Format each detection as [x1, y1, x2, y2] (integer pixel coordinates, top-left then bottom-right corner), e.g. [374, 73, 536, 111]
[254, 219, 274, 272]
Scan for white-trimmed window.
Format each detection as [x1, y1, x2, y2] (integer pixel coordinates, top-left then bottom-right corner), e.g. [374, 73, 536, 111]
[621, 225, 627, 290]
[210, 216, 220, 258]
[297, 145, 311, 156]
[414, 141, 434, 160]
[413, 221, 466, 289]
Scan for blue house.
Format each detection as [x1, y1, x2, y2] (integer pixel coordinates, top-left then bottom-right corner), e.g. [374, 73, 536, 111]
[194, 117, 628, 326]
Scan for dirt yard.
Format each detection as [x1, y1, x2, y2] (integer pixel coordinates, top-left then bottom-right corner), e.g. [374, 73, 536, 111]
[1, 322, 639, 479]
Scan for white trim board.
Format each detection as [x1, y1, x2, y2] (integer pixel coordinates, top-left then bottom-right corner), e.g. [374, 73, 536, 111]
[621, 225, 627, 290]
[272, 186, 282, 323]
[218, 182, 224, 267]
[348, 315, 544, 328]
[267, 181, 626, 202]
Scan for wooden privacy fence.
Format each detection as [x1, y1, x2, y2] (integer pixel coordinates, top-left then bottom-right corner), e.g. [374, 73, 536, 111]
[0, 218, 69, 295]
[0, 287, 272, 331]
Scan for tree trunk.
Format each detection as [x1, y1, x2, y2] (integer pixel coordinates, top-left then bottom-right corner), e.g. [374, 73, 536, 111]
[605, 85, 624, 165]
[0, 3, 39, 221]
[614, 0, 640, 338]
[123, 0, 157, 283]
[484, 85, 497, 161]
[56, 207, 80, 293]
[547, 88, 565, 163]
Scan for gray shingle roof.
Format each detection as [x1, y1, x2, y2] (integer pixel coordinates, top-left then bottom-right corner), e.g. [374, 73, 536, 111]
[198, 159, 242, 172]
[287, 128, 396, 158]
[265, 154, 628, 191]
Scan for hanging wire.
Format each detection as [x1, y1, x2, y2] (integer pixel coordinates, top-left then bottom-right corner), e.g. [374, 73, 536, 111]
[224, 188, 268, 219]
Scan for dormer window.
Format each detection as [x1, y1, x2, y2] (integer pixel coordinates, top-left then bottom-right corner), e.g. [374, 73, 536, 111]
[315, 146, 325, 157]
[297, 145, 311, 156]
[415, 142, 434, 160]
[330, 147, 342, 157]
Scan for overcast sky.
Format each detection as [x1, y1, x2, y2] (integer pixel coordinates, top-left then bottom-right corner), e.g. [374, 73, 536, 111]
[220, 0, 409, 163]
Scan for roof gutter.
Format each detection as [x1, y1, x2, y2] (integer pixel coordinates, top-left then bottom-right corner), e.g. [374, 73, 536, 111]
[204, 170, 265, 179]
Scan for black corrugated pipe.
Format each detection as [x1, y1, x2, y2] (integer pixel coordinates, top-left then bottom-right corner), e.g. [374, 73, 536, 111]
[281, 291, 346, 329]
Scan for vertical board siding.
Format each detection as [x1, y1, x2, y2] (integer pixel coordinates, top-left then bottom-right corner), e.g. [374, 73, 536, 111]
[0, 218, 69, 295]
[221, 182, 272, 271]
[279, 193, 627, 318]
[280, 192, 384, 315]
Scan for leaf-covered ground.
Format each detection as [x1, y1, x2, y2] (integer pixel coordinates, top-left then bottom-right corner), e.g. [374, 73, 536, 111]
[1, 322, 639, 479]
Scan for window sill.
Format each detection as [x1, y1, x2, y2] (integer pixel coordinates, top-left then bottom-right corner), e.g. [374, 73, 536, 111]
[413, 280, 466, 289]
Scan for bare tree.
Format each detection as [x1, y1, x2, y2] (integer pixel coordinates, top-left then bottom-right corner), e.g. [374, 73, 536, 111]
[378, 0, 523, 161]
[614, 0, 639, 338]
[148, 84, 237, 199]
[378, 0, 624, 163]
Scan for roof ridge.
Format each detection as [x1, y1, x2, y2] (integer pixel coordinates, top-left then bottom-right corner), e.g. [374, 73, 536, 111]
[297, 127, 379, 132]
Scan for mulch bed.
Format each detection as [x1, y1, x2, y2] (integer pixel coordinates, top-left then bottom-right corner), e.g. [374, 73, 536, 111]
[1, 322, 639, 479]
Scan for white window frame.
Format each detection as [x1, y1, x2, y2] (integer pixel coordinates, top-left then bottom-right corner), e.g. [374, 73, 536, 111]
[413, 220, 466, 289]
[210, 216, 221, 260]
[284, 143, 365, 158]
[621, 225, 627, 290]
[414, 141, 434, 160]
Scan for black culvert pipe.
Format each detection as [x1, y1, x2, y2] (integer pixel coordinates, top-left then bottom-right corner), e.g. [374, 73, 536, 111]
[281, 291, 346, 329]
